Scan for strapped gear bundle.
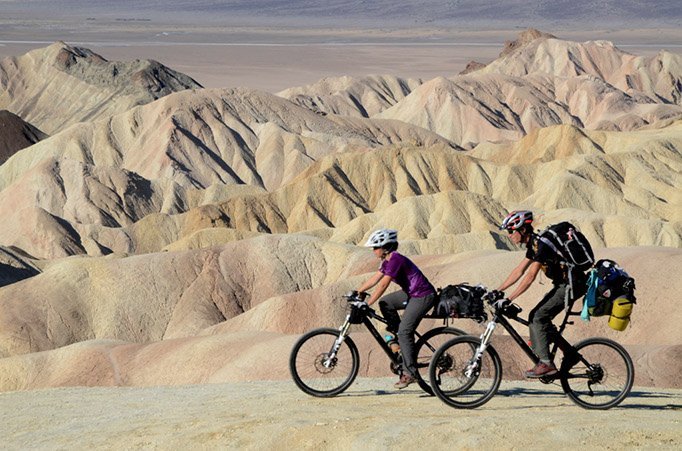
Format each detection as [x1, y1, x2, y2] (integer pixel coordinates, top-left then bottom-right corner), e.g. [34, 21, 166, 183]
[434, 284, 487, 321]
[582, 259, 637, 331]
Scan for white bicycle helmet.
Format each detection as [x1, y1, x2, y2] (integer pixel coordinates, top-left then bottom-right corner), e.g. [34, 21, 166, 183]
[364, 229, 398, 247]
[500, 210, 533, 231]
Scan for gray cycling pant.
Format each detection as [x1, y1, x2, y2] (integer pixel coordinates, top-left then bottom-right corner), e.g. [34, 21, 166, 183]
[528, 283, 569, 363]
[379, 290, 436, 377]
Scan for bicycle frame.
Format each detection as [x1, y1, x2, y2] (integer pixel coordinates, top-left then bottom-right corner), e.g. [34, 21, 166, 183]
[327, 303, 427, 370]
[478, 303, 581, 373]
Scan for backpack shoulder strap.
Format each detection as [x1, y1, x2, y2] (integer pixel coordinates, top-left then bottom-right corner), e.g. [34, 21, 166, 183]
[537, 234, 567, 262]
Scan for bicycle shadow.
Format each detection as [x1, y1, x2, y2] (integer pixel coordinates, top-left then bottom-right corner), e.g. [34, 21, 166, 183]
[617, 390, 682, 410]
[338, 388, 682, 411]
[483, 387, 682, 410]
[337, 388, 432, 398]
[496, 387, 564, 397]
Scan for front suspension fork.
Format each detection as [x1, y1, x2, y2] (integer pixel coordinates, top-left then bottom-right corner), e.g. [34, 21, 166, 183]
[324, 317, 352, 367]
[465, 321, 497, 378]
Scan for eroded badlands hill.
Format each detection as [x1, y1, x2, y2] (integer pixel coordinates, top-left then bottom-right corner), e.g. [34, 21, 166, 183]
[283, 30, 682, 148]
[0, 42, 201, 134]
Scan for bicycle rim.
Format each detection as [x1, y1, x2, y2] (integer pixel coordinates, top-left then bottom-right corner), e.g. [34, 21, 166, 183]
[560, 337, 634, 409]
[429, 336, 502, 409]
[289, 328, 360, 397]
[414, 327, 467, 395]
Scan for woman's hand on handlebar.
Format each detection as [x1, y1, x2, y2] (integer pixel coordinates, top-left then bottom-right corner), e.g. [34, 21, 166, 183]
[344, 290, 369, 302]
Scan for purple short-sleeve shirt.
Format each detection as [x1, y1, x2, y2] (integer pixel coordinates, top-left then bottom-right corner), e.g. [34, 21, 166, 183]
[380, 252, 435, 298]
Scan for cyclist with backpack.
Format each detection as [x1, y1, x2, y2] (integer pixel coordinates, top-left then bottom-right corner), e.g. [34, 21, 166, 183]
[356, 228, 437, 389]
[494, 211, 591, 378]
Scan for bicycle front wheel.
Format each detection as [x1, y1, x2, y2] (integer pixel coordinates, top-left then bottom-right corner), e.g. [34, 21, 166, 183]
[414, 326, 468, 395]
[429, 336, 502, 409]
[560, 337, 634, 409]
[289, 327, 360, 397]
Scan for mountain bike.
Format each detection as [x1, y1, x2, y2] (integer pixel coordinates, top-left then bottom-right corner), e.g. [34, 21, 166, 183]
[289, 291, 471, 397]
[428, 289, 634, 409]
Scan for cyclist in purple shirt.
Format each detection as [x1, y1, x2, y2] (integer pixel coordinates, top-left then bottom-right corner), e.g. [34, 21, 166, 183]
[356, 228, 436, 389]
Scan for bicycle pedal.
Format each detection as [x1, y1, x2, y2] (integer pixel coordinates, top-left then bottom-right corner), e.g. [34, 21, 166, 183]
[539, 374, 559, 383]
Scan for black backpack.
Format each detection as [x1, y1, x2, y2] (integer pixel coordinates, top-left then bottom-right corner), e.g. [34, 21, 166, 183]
[434, 284, 487, 321]
[537, 222, 595, 272]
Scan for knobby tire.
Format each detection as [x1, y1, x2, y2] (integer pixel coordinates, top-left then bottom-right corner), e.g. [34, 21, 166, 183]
[414, 326, 468, 395]
[289, 327, 360, 397]
[429, 335, 503, 409]
[560, 337, 634, 409]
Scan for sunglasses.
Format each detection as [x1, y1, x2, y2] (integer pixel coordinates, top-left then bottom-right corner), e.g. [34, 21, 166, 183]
[507, 229, 516, 235]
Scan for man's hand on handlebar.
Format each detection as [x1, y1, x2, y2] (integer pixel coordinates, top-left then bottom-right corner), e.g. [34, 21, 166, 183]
[484, 289, 505, 303]
[493, 298, 512, 310]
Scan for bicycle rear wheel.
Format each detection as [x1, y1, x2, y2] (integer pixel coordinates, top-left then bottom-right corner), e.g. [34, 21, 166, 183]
[560, 337, 634, 409]
[289, 327, 360, 397]
[429, 336, 502, 409]
[414, 326, 467, 395]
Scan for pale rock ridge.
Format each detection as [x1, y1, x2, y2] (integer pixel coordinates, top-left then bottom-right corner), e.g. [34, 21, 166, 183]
[499, 28, 558, 58]
[0, 41, 202, 134]
[1, 247, 679, 391]
[87, 124, 682, 256]
[0, 87, 454, 194]
[461, 28, 556, 74]
[377, 74, 578, 147]
[51, 145, 469, 256]
[371, 31, 682, 147]
[0, 87, 454, 258]
[2, 117, 680, 259]
[0, 157, 192, 258]
[379, 72, 682, 147]
[278, 74, 423, 118]
[0, 234, 367, 358]
[480, 35, 682, 105]
[486, 122, 682, 223]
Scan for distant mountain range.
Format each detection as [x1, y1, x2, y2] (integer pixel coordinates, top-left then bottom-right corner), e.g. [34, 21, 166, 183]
[5, 0, 682, 27]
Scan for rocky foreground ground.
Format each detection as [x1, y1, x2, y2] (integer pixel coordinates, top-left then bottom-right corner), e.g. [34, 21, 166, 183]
[1, 378, 680, 449]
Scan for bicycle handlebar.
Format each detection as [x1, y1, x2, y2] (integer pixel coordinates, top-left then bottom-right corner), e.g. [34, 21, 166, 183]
[479, 287, 524, 317]
[482, 289, 505, 303]
[343, 290, 368, 302]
